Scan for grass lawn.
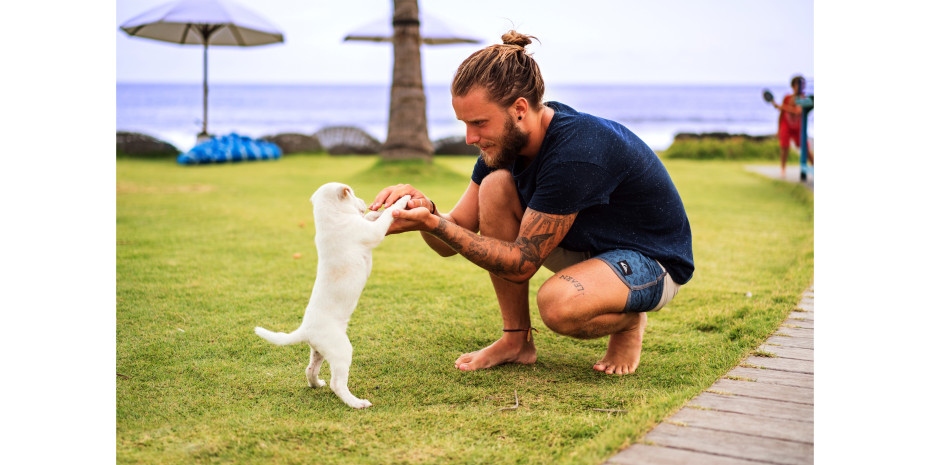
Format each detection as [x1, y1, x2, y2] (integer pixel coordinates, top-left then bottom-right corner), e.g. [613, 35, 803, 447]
[116, 155, 813, 464]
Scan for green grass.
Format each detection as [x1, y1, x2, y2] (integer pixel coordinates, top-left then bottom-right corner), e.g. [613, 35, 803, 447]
[117, 155, 812, 464]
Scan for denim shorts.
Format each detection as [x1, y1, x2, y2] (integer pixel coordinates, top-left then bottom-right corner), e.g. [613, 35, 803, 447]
[595, 249, 673, 312]
[544, 248, 680, 313]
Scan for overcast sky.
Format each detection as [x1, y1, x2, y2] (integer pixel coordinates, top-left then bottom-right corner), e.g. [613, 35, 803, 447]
[116, 0, 813, 86]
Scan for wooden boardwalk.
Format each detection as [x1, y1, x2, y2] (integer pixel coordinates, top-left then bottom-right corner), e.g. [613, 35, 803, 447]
[605, 286, 814, 465]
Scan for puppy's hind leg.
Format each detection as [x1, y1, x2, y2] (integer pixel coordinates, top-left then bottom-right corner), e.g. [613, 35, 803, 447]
[305, 347, 326, 388]
[323, 335, 372, 409]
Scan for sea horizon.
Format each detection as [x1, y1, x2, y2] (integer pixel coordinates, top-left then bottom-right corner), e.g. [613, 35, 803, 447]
[117, 81, 814, 153]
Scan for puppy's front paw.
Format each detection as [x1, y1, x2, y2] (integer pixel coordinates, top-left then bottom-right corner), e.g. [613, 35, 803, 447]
[392, 195, 412, 210]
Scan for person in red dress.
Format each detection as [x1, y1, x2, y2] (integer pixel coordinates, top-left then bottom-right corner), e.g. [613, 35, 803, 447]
[772, 75, 814, 177]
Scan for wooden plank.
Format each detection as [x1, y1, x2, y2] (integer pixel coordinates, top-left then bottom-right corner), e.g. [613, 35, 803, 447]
[605, 443, 762, 465]
[689, 392, 813, 422]
[764, 335, 813, 349]
[725, 366, 813, 389]
[644, 423, 813, 465]
[744, 356, 813, 374]
[785, 318, 813, 329]
[667, 407, 813, 443]
[756, 344, 814, 361]
[604, 285, 816, 465]
[773, 327, 813, 338]
[707, 378, 813, 404]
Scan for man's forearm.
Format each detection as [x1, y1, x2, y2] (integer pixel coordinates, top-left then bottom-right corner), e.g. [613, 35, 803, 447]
[417, 212, 463, 257]
[427, 216, 550, 283]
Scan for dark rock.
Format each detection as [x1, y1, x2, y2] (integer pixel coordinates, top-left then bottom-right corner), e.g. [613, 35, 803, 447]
[327, 144, 379, 155]
[258, 132, 323, 154]
[116, 131, 180, 159]
[433, 136, 479, 156]
[312, 126, 382, 155]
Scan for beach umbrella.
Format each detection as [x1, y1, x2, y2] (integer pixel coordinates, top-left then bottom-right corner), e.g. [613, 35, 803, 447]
[344, 2, 481, 160]
[120, 0, 284, 138]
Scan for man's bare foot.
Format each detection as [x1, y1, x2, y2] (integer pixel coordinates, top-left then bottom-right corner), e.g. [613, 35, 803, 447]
[593, 313, 647, 375]
[455, 332, 537, 371]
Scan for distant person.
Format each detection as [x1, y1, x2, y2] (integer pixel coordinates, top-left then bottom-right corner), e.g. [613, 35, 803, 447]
[771, 75, 814, 177]
[369, 31, 694, 376]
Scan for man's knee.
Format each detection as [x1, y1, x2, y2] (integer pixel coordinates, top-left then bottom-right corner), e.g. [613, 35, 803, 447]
[478, 170, 518, 206]
[537, 278, 583, 336]
[477, 170, 523, 237]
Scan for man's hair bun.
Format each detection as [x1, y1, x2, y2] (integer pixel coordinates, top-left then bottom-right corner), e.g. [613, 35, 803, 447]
[501, 30, 535, 49]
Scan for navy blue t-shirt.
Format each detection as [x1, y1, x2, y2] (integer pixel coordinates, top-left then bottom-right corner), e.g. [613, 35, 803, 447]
[471, 101, 694, 284]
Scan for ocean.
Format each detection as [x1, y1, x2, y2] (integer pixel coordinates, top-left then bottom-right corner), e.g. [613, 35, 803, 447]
[116, 82, 814, 153]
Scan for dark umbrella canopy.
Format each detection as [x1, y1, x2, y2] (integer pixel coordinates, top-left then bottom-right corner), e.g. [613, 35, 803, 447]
[120, 0, 284, 137]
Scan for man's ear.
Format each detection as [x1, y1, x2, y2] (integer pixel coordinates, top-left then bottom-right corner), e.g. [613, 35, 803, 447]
[511, 97, 529, 120]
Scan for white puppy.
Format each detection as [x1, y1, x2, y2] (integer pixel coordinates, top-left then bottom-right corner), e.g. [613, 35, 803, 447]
[255, 182, 409, 409]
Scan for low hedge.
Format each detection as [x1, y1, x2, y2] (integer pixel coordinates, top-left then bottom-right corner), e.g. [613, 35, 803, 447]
[662, 133, 801, 162]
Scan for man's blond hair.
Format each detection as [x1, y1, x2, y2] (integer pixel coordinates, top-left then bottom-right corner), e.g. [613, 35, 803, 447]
[452, 31, 545, 110]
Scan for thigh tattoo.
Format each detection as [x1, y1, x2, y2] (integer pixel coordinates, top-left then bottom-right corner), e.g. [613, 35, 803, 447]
[558, 274, 585, 292]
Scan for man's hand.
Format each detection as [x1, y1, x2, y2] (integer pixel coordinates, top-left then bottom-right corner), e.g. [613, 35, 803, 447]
[369, 184, 433, 213]
[370, 184, 441, 235]
[389, 205, 439, 234]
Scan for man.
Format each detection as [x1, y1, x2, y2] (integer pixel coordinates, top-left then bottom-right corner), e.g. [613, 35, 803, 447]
[772, 75, 814, 177]
[369, 31, 694, 375]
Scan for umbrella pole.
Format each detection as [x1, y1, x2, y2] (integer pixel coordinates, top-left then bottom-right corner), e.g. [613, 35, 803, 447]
[201, 42, 209, 138]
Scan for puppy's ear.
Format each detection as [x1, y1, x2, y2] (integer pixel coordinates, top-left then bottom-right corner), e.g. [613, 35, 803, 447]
[340, 186, 350, 200]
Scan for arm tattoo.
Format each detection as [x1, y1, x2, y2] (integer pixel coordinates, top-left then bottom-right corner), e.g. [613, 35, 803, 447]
[514, 233, 554, 271]
[429, 210, 576, 282]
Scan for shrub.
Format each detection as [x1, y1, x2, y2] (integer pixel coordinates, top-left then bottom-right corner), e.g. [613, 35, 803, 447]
[662, 133, 800, 162]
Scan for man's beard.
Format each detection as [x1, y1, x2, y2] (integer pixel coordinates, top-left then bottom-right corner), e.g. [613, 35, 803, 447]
[479, 116, 529, 169]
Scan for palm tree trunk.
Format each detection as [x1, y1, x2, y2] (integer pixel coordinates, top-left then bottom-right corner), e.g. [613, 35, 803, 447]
[381, 0, 433, 161]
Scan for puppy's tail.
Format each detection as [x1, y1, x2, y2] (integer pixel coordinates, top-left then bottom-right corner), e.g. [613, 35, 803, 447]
[254, 326, 307, 346]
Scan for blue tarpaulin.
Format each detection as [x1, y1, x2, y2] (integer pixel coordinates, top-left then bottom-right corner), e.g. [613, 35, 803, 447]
[178, 133, 282, 165]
